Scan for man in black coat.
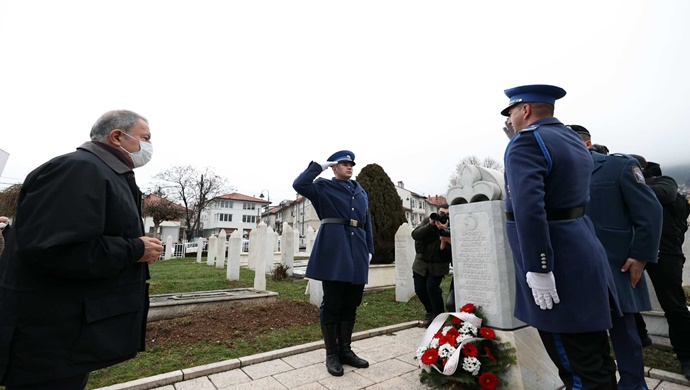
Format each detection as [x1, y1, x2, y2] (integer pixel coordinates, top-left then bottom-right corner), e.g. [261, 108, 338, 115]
[0, 110, 163, 390]
[411, 204, 452, 327]
[631, 156, 690, 381]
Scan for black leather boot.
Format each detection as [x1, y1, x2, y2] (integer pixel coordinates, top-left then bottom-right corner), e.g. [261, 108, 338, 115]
[338, 320, 369, 368]
[321, 324, 343, 376]
[681, 359, 690, 381]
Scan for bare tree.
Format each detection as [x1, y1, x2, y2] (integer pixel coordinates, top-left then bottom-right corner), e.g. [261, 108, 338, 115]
[142, 194, 185, 239]
[0, 184, 22, 217]
[154, 166, 229, 239]
[448, 155, 504, 188]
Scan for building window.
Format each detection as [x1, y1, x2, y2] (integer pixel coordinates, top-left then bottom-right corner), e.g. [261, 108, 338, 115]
[242, 215, 256, 223]
[216, 213, 232, 222]
[219, 200, 233, 208]
[243, 202, 256, 210]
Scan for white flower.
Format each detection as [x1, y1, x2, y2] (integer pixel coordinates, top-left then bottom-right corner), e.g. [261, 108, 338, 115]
[457, 333, 472, 344]
[459, 322, 478, 336]
[442, 325, 453, 334]
[462, 356, 481, 376]
[429, 338, 440, 349]
[415, 347, 426, 361]
[438, 344, 456, 358]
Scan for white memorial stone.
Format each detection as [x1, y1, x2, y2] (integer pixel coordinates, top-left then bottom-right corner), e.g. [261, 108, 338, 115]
[248, 229, 258, 270]
[164, 235, 173, 260]
[254, 222, 267, 290]
[265, 227, 276, 272]
[206, 235, 217, 266]
[227, 230, 241, 281]
[195, 238, 205, 264]
[216, 230, 227, 269]
[293, 228, 301, 254]
[446, 163, 560, 389]
[281, 223, 295, 276]
[306, 226, 315, 254]
[394, 223, 415, 302]
[308, 279, 323, 307]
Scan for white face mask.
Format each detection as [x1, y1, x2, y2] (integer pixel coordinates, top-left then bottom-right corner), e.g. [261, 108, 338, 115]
[120, 132, 153, 168]
[0, 223, 6, 229]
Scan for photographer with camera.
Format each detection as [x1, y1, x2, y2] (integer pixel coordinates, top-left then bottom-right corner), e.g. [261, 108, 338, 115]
[411, 204, 452, 327]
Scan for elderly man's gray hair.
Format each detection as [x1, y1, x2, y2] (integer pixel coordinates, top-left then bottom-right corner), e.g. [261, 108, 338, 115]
[90, 110, 148, 141]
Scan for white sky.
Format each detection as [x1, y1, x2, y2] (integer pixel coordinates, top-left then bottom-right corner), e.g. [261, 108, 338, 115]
[1, 0, 689, 204]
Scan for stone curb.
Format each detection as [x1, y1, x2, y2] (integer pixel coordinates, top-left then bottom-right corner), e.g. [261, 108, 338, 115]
[95, 320, 421, 390]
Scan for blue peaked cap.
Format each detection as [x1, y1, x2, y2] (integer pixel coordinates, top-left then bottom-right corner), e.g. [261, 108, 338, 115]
[501, 84, 567, 116]
[327, 150, 355, 165]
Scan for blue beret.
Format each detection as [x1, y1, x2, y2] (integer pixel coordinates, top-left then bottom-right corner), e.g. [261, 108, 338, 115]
[501, 84, 566, 116]
[327, 150, 355, 165]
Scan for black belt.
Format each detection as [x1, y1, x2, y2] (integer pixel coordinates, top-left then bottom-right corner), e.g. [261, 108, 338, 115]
[321, 218, 364, 229]
[505, 206, 585, 221]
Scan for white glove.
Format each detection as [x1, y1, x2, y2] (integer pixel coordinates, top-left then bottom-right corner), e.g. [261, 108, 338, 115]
[368, 253, 373, 263]
[320, 161, 338, 171]
[526, 272, 560, 310]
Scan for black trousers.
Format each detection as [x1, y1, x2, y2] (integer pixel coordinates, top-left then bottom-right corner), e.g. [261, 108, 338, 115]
[7, 373, 89, 390]
[412, 272, 445, 317]
[638, 253, 690, 360]
[321, 280, 364, 325]
[538, 329, 617, 390]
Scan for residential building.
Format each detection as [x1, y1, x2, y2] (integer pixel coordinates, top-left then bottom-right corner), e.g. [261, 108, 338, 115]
[199, 192, 269, 238]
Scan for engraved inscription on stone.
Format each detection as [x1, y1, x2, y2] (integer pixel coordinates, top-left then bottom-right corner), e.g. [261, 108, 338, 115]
[456, 211, 498, 315]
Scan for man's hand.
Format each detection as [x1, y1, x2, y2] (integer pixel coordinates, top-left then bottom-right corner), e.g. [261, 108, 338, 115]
[526, 272, 560, 310]
[621, 258, 647, 288]
[320, 161, 338, 171]
[503, 119, 519, 140]
[138, 236, 164, 265]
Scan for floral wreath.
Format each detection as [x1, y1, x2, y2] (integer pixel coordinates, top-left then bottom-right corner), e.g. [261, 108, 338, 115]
[415, 303, 517, 390]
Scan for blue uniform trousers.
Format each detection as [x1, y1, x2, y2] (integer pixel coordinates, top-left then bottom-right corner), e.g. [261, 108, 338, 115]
[320, 281, 364, 326]
[539, 329, 617, 389]
[610, 313, 646, 390]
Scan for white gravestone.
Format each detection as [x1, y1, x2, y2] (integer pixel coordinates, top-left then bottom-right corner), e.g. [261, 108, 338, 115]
[247, 229, 257, 270]
[308, 279, 324, 307]
[447, 164, 561, 390]
[164, 235, 173, 260]
[394, 223, 415, 302]
[272, 227, 280, 253]
[206, 235, 217, 266]
[266, 227, 276, 272]
[195, 238, 205, 264]
[293, 228, 301, 254]
[306, 226, 315, 254]
[227, 230, 241, 281]
[254, 222, 267, 290]
[216, 229, 227, 269]
[281, 223, 295, 276]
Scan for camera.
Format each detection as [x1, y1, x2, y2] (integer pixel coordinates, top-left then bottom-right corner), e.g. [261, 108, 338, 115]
[439, 227, 451, 237]
[429, 211, 448, 224]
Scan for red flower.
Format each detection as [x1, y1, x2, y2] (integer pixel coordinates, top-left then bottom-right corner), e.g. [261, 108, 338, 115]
[479, 327, 496, 340]
[421, 348, 439, 365]
[446, 327, 460, 341]
[439, 334, 454, 346]
[452, 316, 462, 325]
[484, 346, 496, 362]
[462, 343, 478, 357]
[460, 303, 475, 313]
[434, 330, 444, 339]
[478, 372, 498, 390]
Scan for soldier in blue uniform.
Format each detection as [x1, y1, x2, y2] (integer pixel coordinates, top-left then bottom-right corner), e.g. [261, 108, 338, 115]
[293, 150, 374, 377]
[501, 85, 620, 389]
[572, 124, 662, 390]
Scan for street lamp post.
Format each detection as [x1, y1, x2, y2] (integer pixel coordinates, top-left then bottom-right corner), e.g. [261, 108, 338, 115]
[259, 189, 270, 226]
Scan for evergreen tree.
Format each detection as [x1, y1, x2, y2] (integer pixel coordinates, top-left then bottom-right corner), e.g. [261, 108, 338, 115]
[356, 163, 406, 264]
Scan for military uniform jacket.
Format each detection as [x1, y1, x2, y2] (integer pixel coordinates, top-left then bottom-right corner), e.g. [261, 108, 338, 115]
[0, 142, 148, 386]
[293, 162, 374, 284]
[504, 117, 620, 333]
[586, 152, 662, 313]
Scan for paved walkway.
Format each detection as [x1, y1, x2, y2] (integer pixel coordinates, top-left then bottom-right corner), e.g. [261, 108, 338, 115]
[97, 321, 690, 390]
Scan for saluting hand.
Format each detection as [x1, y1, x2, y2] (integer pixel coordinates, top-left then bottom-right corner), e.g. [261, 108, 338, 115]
[138, 236, 164, 265]
[621, 258, 647, 288]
